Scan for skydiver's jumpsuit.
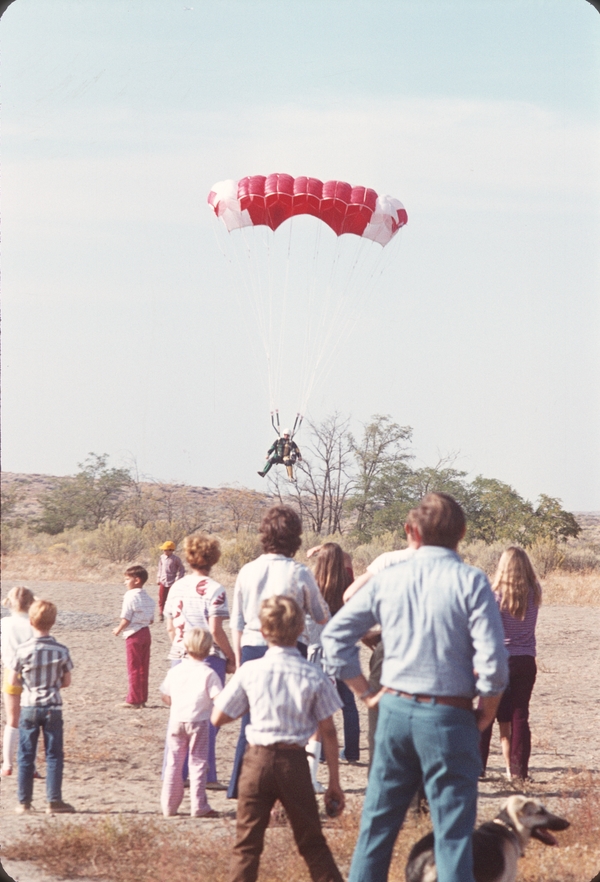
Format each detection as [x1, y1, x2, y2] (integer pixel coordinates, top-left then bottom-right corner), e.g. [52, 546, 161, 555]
[258, 437, 301, 480]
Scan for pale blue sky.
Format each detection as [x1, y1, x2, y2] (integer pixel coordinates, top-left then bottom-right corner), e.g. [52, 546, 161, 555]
[2, 0, 599, 511]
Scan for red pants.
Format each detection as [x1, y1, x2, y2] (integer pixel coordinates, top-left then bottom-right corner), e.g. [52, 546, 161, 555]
[158, 583, 171, 615]
[125, 627, 151, 705]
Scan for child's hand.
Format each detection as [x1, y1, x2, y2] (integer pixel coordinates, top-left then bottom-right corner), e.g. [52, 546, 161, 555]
[112, 626, 121, 637]
[226, 658, 236, 674]
[324, 785, 345, 818]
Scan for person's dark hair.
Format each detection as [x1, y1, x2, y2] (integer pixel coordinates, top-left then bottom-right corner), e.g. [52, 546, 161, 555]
[259, 505, 302, 557]
[125, 565, 149, 585]
[313, 543, 351, 616]
[414, 493, 466, 549]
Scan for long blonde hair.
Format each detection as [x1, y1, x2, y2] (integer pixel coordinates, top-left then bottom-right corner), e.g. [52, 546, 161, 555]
[492, 546, 542, 620]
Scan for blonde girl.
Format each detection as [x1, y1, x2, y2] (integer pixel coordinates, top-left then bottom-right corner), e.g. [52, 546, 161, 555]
[1, 587, 35, 776]
[479, 547, 542, 780]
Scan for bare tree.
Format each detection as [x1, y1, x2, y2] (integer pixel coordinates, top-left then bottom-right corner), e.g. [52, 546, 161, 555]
[220, 486, 264, 534]
[267, 413, 355, 535]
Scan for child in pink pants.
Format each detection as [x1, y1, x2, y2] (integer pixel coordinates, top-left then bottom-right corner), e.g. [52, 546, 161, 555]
[160, 628, 223, 818]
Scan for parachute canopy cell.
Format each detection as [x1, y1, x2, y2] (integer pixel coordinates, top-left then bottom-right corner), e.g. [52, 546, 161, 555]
[208, 174, 407, 246]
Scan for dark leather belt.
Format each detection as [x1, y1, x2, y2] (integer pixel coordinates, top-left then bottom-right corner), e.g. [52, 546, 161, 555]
[258, 742, 305, 751]
[384, 688, 473, 711]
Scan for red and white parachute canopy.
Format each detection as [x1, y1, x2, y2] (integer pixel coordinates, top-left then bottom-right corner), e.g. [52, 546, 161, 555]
[208, 174, 407, 245]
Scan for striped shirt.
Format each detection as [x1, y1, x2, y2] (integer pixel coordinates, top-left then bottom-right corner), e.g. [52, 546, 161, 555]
[11, 636, 74, 708]
[232, 554, 329, 647]
[214, 645, 343, 747]
[120, 588, 156, 639]
[496, 587, 539, 657]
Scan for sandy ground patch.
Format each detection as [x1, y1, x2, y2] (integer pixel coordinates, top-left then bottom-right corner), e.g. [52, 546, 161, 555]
[1, 579, 599, 881]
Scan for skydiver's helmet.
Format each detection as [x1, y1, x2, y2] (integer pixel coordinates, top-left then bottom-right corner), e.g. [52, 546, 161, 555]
[282, 428, 291, 437]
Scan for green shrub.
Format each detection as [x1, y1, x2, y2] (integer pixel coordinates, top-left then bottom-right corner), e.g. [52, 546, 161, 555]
[461, 541, 505, 577]
[219, 533, 262, 574]
[86, 522, 147, 563]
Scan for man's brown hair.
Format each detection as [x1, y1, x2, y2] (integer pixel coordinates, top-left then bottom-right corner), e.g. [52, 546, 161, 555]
[259, 505, 302, 558]
[414, 492, 466, 549]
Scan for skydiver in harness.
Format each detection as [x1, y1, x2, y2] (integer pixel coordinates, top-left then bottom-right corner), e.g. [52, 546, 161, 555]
[257, 428, 302, 482]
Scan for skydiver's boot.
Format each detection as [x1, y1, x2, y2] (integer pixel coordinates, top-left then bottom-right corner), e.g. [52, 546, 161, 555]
[305, 740, 325, 793]
[258, 460, 273, 478]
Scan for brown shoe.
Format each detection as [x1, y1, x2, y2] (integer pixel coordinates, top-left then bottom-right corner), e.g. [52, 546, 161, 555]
[47, 800, 76, 814]
[117, 702, 144, 709]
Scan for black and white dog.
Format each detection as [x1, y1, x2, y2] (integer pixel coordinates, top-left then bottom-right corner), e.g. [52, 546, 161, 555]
[405, 795, 570, 882]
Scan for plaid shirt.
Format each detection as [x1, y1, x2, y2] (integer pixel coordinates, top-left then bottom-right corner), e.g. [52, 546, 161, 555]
[157, 553, 185, 588]
[214, 645, 343, 746]
[11, 636, 74, 708]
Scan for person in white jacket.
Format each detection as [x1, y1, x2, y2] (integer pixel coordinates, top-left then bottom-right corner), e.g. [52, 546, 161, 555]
[1, 586, 35, 776]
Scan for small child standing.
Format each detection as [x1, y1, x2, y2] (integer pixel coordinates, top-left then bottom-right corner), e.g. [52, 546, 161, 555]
[113, 566, 156, 709]
[211, 595, 345, 882]
[8, 599, 75, 814]
[2, 586, 35, 776]
[160, 627, 223, 818]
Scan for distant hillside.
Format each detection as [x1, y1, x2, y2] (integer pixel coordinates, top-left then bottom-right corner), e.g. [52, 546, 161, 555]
[1, 471, 273, 534]
[2, 470, 599, 543]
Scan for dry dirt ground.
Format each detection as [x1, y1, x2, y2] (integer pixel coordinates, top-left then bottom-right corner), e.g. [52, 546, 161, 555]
[1, 578, 599, 882]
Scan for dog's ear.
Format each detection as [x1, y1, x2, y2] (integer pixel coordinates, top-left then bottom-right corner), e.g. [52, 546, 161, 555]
[521, 799, 543, 817]
[503, 794, 529, 818]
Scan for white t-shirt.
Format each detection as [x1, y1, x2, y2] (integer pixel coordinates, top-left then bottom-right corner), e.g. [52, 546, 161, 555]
[366, 547, 416, 575]
[164, 574, 229, 660]
[119, 588, 156, 639]
[231, 553, 329, 647]
[160, 657, 223, 725]
[1, 613, 34, 667]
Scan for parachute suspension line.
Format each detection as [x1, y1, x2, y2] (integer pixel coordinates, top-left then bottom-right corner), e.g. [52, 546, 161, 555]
[271, 218, 294, 416]
[298, 234, 399, 415]
[271, 410, 280, 436]
[212, 219, 272, 407]
[298, 231, 346, 415]
[238, 224, 279, 412]
[291, 413, 303, 439]
[297, 219, 324, 419]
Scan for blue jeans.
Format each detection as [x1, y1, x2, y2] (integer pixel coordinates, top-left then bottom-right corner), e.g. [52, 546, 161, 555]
[348, 693, 481, 882]
[336, 679, 360, 761]
[226, 644, 269, 799]
[18, 706, 64, 805]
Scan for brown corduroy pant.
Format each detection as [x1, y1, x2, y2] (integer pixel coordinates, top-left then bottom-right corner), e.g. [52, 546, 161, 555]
[229, 744, 343, 882]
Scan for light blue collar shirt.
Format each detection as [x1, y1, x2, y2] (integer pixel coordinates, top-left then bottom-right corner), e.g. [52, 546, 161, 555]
[321, 546, 508, 698]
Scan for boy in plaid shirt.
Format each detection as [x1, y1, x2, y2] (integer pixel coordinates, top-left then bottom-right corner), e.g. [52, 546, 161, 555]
[8, 599, 74, 814]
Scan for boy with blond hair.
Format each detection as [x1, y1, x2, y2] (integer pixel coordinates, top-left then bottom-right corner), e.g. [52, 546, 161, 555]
[160, 627, 223, 818]
[212, 595, 345, 882]
[8, 599, 74, 814]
